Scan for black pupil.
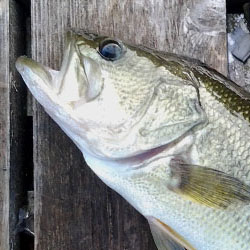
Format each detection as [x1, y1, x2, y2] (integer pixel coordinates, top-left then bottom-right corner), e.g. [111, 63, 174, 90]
[100, 41, 122, 60]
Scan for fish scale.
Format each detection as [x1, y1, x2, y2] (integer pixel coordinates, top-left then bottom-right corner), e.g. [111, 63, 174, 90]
[196, 86, 250, 185]
[16, 32, 250, 250]
[112, 159, 250, 250]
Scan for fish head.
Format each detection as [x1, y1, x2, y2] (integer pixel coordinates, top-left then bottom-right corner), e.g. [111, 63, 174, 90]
[16, 32, 204, 160]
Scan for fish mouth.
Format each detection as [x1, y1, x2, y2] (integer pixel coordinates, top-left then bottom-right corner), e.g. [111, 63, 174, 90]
[15, 53, 94, 157]
[15, 33, 109, 157]
[16, 32, 104, 108]
[15, 56, 61, 114]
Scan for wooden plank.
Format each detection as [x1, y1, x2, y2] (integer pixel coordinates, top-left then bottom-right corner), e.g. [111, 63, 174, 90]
[31, 0, 227, 249]
[0, 0, 10, 249]
[0, 1, 32, 249]
[9, 0, 33, 249]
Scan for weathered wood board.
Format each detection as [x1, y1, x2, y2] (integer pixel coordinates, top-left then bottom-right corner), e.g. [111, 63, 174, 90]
[9, 1, 32, 249]
[31, 0, 227, 249]
[0, 1, 10, 248]
[0, 1, 31, 249]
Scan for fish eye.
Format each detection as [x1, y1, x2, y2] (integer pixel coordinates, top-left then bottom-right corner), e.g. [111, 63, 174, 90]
[98, 39, 124, 61]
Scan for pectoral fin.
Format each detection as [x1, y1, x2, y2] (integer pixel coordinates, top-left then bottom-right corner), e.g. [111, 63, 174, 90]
[168, 158, 250, 208]
[147, 216, 195, 250]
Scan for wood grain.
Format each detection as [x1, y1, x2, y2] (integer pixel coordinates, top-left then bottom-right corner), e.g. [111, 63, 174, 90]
[31, 0, 227, 249]
[9, 1, 31, 249]
[0, 1, 10, 249]
[0, 1, 31, 249]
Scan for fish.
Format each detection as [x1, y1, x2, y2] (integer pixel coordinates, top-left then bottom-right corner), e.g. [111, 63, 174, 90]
[16, 32, 250, 250]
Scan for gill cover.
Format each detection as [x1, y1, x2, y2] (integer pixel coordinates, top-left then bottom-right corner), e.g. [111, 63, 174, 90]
[16, 32, 206, 159]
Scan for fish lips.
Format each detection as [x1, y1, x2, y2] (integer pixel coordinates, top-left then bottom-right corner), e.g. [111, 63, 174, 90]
[58, 32, 104, 103]
[15, 55, 62, 114]
[15, 36, 104, 157]
[16, 32, 103, 109]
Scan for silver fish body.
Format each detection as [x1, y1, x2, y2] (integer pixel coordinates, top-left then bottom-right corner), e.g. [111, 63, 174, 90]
[16, 32, 250, 250]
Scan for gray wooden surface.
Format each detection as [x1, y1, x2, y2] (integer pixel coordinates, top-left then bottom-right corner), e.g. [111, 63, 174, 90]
[0, 1, 10, 248]
[9, 1, 31, 249]
[31, 1, 228, 250]
[0, 1, 30, 250]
